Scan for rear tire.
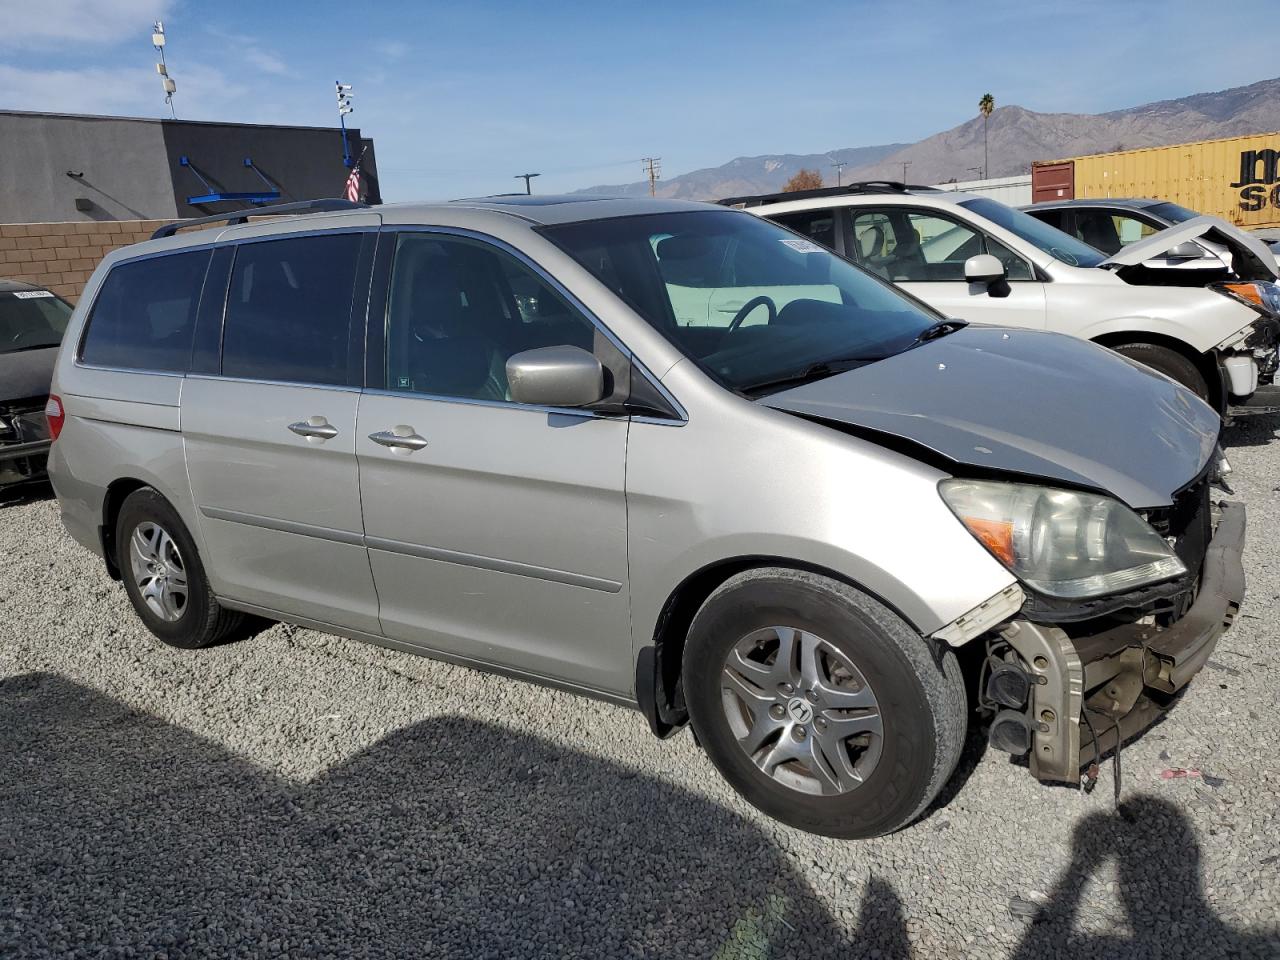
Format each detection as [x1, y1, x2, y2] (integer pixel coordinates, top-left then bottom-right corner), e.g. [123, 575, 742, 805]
[1111, 342, 1210, 402]
[682, 567, 966, 838]
[115, 488, 244, 649]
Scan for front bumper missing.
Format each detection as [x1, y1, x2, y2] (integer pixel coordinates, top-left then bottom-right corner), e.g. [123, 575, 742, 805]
[1001, 501, 1245, 784]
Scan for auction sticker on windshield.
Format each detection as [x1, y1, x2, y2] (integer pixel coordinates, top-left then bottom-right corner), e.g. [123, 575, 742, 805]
[12, 290, 55, 299]
[779, 238, 826, 253]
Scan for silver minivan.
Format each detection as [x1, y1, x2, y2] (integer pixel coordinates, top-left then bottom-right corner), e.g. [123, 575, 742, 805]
[47, 197, 1245, 837]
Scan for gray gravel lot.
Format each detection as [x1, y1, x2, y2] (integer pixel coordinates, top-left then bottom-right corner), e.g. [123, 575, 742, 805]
[2, 418, 1279, 959]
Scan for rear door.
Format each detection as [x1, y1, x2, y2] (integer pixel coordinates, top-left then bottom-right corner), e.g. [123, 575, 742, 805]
[354, 230, 632, 695]
[846, 206, 1047, 328]
[183, 223, 382, 633]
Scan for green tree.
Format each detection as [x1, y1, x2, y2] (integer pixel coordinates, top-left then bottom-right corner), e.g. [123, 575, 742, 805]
[978, 93, 995, 179]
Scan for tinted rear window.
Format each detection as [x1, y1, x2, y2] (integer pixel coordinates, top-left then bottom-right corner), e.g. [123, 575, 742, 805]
[80, 251, 210, 372]
[221, 233, 361, 386]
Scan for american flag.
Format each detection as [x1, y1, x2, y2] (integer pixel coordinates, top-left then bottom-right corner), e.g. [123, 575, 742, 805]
[344, 158, 362, 203]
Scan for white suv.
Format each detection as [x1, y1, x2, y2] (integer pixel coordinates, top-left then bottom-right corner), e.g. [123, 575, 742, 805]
[731, 183, 1280, 411]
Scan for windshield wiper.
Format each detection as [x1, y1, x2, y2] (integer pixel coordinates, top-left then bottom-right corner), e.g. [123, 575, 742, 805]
[911, 318, 968, 345]
[740, 356, 881, 397]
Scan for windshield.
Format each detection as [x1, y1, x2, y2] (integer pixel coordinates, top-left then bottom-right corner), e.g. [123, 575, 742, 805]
[958, 196, 1107, 268]
[0, 290, 72, 354]
[1146, 201, 1200, 225]
[541, 210, 939, 394]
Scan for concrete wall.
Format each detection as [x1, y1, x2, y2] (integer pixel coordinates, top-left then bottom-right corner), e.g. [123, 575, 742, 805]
[0, 220, 169, 303]
[0, 114, 177, 223]
[0, 111, 380, 225]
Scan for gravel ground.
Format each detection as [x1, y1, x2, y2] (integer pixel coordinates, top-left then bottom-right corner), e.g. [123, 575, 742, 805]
[2, 418, 1279, 959]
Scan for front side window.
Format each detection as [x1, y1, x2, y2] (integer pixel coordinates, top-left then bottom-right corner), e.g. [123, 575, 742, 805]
[80, 251, 210, 372]
[1146, 201, 1200, 225]
[543, 210, 939, 396]
[221, 233, 361, 386]
[851, 209, 1032, 282]
[957, 196, 1107, 268]
[0, 290, 72, 354]
[383, 234, 598, 402]
[1070, 210, 1160, 255]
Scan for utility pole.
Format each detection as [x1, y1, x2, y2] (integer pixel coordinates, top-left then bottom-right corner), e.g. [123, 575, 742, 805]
[831, 160, 846, 187]
[900, 160, 912, 183]
[514, 173, 541, 195]
[335, 82, 354, 168]
[641, 157, 662, 197]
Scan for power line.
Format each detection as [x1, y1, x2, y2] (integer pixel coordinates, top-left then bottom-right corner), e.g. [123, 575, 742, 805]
[641, 157, 662, 197]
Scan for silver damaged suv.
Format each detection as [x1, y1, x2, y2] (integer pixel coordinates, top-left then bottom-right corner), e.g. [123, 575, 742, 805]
[47, 197, 1246, 837]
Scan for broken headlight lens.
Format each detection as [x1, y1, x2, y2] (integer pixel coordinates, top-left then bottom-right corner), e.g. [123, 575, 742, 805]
[939, 479, 1186, 599]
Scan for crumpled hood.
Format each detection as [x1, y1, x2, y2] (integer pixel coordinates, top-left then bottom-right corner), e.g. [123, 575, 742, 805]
[762, 327, 1220, 508]
[1100, 214, 1279, 281]
[0, 347, 57, 404]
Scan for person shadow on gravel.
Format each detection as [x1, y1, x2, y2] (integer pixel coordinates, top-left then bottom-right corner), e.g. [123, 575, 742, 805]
[1, 672, 901, 959]
[1009, 795, 1280, 960]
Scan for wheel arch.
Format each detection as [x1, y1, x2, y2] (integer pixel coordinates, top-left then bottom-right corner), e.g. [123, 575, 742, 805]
[1090, 330, 1226, 412]
[635, 555, 928, 739]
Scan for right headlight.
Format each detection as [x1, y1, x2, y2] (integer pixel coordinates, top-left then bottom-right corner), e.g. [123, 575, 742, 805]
[938, 479, 1186, 599]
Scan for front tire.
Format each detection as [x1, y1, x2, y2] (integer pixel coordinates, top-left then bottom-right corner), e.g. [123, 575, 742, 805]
[1111, 342, 1210, 403]
[682, 568, 966, 838]
[115, 488, 244, 649]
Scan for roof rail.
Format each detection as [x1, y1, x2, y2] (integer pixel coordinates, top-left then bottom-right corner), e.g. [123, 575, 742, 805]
[717, 181, 939, 208]
[150, 198, 366, 240]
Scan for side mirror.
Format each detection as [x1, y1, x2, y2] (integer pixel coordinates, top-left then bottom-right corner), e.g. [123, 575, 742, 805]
[1165, 240, 1204, 260]
[964, 253, 1007, 284]
[506, 345, 605, 408]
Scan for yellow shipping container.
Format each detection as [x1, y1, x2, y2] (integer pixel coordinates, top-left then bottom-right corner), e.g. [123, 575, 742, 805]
[1034, 132, 1280, 229]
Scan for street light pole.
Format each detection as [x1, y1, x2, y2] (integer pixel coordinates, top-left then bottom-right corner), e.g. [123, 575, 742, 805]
[515, 173, 541, 194]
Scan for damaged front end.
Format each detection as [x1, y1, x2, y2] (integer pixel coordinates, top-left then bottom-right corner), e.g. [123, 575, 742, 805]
[0, 396, 54, 490]
[967, 484, 1245, 785]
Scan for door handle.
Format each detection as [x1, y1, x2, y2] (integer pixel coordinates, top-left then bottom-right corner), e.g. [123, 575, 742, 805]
[369, 427, 428, 452]
[288, 417, 339, 441]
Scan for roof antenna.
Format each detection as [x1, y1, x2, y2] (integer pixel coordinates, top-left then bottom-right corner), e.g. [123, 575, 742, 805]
[153, 21, 177, 119]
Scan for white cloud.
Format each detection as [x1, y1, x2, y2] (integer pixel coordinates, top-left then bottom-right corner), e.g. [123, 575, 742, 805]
[375, 40, 409, 61]
[242, 47, 289, 76]
[0, 0, 171, 48]
[0, 60, 250, 120]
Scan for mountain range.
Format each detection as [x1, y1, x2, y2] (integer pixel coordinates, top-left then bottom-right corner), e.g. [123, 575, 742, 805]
[575, 77, 1280, 201]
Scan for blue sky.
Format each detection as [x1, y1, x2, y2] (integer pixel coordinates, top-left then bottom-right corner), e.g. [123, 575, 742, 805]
[1, 0, 1274, 201]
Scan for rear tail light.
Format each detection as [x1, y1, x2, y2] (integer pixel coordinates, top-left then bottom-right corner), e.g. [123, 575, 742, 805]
[45, 394, 65, 441]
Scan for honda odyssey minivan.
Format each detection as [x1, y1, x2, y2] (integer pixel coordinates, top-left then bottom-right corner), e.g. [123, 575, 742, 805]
[47, 196, 1245, 838]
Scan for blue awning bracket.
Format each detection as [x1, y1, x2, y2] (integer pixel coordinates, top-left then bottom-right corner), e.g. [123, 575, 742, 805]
[180, 154, 281, 206]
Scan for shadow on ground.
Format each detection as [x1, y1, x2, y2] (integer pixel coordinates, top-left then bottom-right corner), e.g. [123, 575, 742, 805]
[1, 674, 1275, 958]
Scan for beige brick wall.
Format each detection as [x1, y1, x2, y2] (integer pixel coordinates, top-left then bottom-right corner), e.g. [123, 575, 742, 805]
[0, 220, 172, 303]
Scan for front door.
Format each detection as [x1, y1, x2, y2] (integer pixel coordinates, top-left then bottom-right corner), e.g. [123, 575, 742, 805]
[848, 207, 1048, 329]
[355, 231, 632, 695]
[183, 228, 381, 633]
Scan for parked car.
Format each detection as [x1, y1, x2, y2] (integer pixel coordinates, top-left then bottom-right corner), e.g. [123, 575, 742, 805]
[0, 279, 73, 493]
[729, 183, 1280, 411]
[1022, 196, 1280, 275]
[48, 197, 1244, 838]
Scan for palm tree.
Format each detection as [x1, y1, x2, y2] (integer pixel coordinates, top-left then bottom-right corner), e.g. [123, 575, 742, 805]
[978, 93, 995, 179]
